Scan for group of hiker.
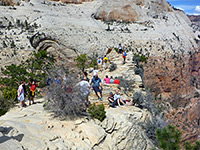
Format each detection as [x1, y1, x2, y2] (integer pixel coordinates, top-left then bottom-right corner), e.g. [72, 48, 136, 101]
[17, 43, 128, 109]
[77, 43, 128, 109]
[78, 72, 127, 109]
[103, 75, 120, 84]
[97, 55, 109, 70]
[17, 80, 38, 108]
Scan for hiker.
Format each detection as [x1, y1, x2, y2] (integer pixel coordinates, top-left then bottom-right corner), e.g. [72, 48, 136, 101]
[122, 50, 127, 64]
[97, 57, 102, 71]
[110, 76, 114, 84]
[46, 76, 52, 85]
[100, 55, 104, 63]
[18, 81, 25, 108]
[103, 55, 109, 69]
[93, 66, 98, 77]
[83, 72, 90, 82]
[118, 44, 123, 54]
[114, 90, 126, 106]
[78, 78, 90, 111]
[90, 75, 102, 101]
[114, 78, 120, 85]
[55, 76, 61, 84]
[108, 92, 114, 103]
[104, 75, 110, 84]
[29, 80, 39, 105]
[22, 80, 28, 99]
[108, 92, 117, 108]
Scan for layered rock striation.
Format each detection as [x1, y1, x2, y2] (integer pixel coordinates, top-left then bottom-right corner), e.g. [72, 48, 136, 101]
[0, 98, 155, 150]
[0, 0, 198, 65]
[94, 0, 172, 22]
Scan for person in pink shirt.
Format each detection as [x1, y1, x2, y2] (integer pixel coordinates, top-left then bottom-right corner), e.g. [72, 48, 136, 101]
[104, 75, 110, 84]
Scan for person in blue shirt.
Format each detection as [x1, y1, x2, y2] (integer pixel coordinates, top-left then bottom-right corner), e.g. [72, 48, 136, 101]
[55, 76, 60, 84]
[90, 75, 103, 101]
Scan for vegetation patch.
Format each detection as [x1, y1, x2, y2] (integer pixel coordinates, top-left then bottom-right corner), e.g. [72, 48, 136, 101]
[88, 103, 106, 122]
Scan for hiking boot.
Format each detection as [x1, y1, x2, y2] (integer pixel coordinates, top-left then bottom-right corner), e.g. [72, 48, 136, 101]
[99, 97, 102, 101]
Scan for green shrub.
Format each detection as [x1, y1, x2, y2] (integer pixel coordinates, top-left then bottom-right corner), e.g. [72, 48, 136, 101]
[0, 94, 14, 116]
[10, 40, 16, 48]
[3, 88, 17, 101]
[2, 41, 7, 48]
[90, 58, 97, 68]
[75, 54, 88, 72]
[156, 125, 182, 150]
[88, 103, 106, 122]
[185, 141, 200, 150]
[114, 48, 119, 53]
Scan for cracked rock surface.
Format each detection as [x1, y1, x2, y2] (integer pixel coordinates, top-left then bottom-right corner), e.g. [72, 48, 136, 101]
[0, 98, 155, 150]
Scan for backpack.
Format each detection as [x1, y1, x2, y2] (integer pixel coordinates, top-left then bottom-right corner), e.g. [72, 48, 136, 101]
[124, 51, 127, 56]
[98, 59, 102, 64]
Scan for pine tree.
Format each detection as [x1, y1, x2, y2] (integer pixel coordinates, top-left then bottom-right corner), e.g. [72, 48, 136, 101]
[75, 54, 88, 72]
[25, 50, 55, 87]
[156, 125, 182, 150]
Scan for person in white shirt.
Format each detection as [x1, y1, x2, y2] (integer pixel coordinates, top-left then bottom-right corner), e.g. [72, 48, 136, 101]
[78, 78, 90, 111]
[97, 57, 102, 71]
[93, 66, 98, 77]
[114, 90, 126, 106]
[18, 81, 25, 107]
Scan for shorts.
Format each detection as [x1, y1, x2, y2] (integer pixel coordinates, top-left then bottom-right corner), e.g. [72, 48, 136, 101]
[93, 86, 102, 93]
[30, 91, 35, 97]
[98, 64, 102, 69]
[18, 93, 24, 102]
[82, 93, 89, 102]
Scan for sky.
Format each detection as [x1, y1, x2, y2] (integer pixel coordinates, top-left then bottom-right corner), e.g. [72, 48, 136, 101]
[167, 0, 200, 15]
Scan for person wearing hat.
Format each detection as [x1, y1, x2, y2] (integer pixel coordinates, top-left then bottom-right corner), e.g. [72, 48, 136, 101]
[108, 92, 114, 103]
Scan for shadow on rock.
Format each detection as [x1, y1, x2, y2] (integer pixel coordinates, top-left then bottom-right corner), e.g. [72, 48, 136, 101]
[0, 126, 24, 144]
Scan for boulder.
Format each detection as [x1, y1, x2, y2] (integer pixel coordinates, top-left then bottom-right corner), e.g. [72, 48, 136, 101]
[94, 0, 172, 22]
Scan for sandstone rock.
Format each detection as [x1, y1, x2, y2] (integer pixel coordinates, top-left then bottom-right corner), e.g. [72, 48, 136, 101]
[0, 0, 198, 69]
[0, 98, 156, 150]
[0, 139, 23, 150]
[96, 106, 155, 150]
[95, 0, 172, 22]
[143, 51, 200, 143]
[108, 5, 139, 22]
[59, 0, 93, 4]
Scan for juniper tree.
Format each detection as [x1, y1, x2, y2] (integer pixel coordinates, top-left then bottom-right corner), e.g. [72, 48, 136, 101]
[25, 50, 55, 87]
[75, 54, 88, 72]
[156, 125, 182, 150]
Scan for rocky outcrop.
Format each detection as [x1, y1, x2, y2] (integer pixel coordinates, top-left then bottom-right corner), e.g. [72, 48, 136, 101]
[0, 0, 20, 6]
[0, 0, 198, 64]
[94, 0, 173, 22]
[144, 51, 200, 100]
[96, 4, 139, 22]
[143, 51, 200, 143]
[0, 98, 156, 150]
[165, 97, 200, 144]
[51, 0, 93, 4]
[188, 15, 200, 28]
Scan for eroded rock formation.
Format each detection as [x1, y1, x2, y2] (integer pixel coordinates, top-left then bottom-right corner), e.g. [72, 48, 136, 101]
[0, 98, 155, 150]
[143, 51, 200, 143]
[94, 0, 173, 22]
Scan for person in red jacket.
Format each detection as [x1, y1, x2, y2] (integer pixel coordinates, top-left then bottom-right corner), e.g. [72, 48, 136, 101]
[114, 78, 120, 85]
[29, 80, 39, 105]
